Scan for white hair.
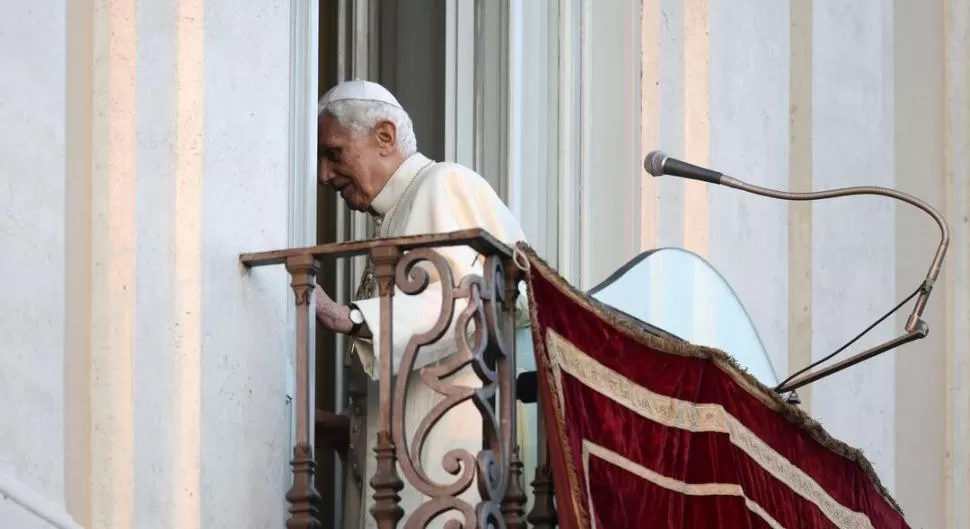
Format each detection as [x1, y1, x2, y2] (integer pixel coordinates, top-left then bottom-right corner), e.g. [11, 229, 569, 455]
[318, 98, 418, 156]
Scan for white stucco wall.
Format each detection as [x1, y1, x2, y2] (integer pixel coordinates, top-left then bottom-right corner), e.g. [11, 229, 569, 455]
[708, 0, 791, 379]
[1, 1, 303, 527]
[547, 0, 966, 526]
[77, 1, 294, 526]
[809, 0, 898, 486]
[198, 3, 293, 526]
[941, 3, 970, 528]
[508, 8, 967, 527]
[0, 1, 68, 528]
[2, 1, 967, 528]
[635, 1, 968, 527]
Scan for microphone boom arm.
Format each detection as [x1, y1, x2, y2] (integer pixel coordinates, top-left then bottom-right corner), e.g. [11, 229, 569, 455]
[718, 175, 950, 337]
[644, 150, 951, 395]
[776, 329, 926, 393]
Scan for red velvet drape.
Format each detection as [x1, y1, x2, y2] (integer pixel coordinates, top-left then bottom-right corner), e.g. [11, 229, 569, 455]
[523, 247, 909, 529]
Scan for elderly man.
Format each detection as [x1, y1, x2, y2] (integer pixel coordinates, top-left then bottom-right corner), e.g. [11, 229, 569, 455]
[313, 79, 528, 529]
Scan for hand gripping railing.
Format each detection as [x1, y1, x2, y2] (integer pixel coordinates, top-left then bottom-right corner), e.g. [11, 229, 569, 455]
[240, 229, 541, 529]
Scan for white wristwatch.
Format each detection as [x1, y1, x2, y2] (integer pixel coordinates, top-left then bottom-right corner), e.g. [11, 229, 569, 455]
[348, 304, 365, 336]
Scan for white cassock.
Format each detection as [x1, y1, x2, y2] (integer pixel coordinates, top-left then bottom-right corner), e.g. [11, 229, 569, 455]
[347, 152, 529, 529]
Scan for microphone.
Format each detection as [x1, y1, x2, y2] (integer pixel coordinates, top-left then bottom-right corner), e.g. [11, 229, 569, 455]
[644, 151, 723, 184]
[644, 150, 950, 395]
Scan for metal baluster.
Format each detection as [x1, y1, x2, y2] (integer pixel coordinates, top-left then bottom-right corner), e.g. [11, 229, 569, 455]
[285, 254, 323, 529]
[526, 407, 557, 529]
[368, 246, 404, 529]
[501, 267, 527, 528]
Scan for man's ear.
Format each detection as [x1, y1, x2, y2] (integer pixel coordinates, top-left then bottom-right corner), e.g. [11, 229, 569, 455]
[374, 121, 397, 155]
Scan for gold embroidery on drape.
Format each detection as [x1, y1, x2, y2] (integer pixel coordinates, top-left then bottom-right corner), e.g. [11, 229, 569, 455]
[580, 440, 785, 529]
[545, 329, 873, 529]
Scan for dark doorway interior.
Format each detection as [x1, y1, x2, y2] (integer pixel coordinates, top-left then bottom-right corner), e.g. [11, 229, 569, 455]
[314, 3, 341, 528]
[314, 2, 448, 527]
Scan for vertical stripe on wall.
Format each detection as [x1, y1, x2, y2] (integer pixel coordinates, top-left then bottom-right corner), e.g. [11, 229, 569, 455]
[681, 0, 712, 350]
[89, 0, 138, 526]
[707, 0, 789, 383]
[788, 0, 814, 411]
[508, 0, 552, 259]
[640, 0, 660, 251]
[65, 0, 94, 525]
[682, 0, 710, 258]
[556, 0, 582, 284]
[287, 0, 320, 513]
[444, 0, 476, 167]
[577, 0, 642, 288]
[578, 0, 593, 288]
[943, 0, 970, 526]
[174, 0, 204, 526]
[811, 0, 897, 490]
[657, 0, 684, 248]
[133, 0, 178, 521]
[892, 0, 946, 525]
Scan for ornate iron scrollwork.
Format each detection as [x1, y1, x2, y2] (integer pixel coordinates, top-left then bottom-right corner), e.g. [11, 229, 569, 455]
[390, 249, 514, 529]
[240, 229, 525, 529]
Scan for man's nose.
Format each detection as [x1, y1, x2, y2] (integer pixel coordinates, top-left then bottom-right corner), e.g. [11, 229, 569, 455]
[319, 159, 334, 183]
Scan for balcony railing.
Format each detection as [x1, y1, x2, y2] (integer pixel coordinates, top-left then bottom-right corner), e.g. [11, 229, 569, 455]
[240, 229, 556, 529]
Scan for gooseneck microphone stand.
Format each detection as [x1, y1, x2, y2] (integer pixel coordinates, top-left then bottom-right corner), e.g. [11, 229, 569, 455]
[644, 151, 950, 397]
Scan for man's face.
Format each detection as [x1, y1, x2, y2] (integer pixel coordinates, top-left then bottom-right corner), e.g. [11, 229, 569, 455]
[318, 113, 392, 212]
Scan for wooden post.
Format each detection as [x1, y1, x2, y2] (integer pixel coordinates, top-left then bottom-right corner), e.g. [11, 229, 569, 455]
[285, 254, 322, 529]
[368, 246, 404, 529]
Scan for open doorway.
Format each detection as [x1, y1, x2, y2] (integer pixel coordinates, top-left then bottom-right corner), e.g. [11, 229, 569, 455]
[313, 3, 341, 528]
[314, 1, 449, 527]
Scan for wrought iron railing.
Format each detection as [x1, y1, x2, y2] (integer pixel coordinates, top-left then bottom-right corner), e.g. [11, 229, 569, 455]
[240, 229, 556, 529]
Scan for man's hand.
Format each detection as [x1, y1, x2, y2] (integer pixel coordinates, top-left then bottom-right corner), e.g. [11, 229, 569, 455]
[314, 287, 354, 333]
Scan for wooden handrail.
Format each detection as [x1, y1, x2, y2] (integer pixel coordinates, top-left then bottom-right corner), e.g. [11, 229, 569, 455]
[240, 229, 513, 268]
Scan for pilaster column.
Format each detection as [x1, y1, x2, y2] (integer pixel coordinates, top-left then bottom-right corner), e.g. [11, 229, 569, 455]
[65, 1, 298, 527]
[943, 1, 970, 526]
[87, 2, 138, 526]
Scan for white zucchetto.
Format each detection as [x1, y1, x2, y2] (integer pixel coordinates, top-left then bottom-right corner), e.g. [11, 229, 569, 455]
[318, 79, 404, 113]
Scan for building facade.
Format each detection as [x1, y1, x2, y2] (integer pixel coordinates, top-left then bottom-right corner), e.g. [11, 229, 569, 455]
[1, 1, 967, 528]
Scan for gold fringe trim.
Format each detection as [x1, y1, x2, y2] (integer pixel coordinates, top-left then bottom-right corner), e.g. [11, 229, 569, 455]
[525, 258, 593, 529]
